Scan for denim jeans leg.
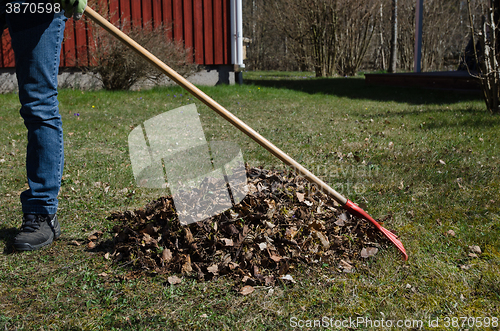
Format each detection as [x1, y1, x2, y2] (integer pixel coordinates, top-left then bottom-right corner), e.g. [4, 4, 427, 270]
[7, 7, 67, 215]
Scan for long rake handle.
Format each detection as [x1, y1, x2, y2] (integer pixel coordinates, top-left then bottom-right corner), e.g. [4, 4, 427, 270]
[84, 7, 408, 261]
[83, 7, 344, 204]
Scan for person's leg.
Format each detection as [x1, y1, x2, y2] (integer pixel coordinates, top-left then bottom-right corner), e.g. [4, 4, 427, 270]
[8, 2, 67, 250]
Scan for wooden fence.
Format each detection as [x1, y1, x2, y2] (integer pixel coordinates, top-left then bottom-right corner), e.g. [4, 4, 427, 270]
[0, 0, 231, 68]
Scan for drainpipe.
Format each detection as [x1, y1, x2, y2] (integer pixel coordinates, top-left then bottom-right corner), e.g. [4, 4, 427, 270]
[231, 0, 244, 84]
[414, 0, 423, 72]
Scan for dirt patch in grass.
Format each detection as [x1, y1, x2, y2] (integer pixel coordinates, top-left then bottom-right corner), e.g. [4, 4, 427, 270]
[95, 167, 393, 285]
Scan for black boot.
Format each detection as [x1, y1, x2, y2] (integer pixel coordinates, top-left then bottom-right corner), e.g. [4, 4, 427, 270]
[13, 214, 61, 251]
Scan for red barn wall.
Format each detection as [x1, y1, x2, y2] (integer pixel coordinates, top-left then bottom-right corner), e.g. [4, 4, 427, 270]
[0, 0, 231, 68]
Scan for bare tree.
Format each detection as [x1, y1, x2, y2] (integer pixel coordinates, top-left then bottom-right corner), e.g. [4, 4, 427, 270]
[336, 0, 379, 76]
[388, 0, 398, 72]
[467, 0, 500, 114]
[366, 0, 473, 72]
[244, 0, 473, 74]
[268, 0, 338, 76]
[266, 0, 379, 77]
[376, 3, 387, 70]
[243, 0, 299, 71]
[420, 1, 463, 71]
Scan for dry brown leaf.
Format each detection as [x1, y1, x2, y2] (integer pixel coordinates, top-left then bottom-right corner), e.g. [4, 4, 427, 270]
[338, 259, 354, 273]
[239, 285, 255, 295]
[264, 276, 275, 286]
[469, 245, 481, 254]
[285, 227, 298, 240]
[162, 248, 173, 262]
[142, 233, 154, 245]
[338, 213, 348, 222]
[247, 183, 258, 194]
[311, 230, 330, 249]
[361, 247, 379, 258]
[265, 221, 275, 229]
[87, 241, 96, 249]
[168, 275, 182, 285]
[296, 192, 305, 202]
[279, 274, 296, 283]
[270, 253, 283, 262]
[181, 255, 193, 274]
[141, 223, 159, 236]
[184, 227, 195, 244]
[265, 199, 276, 209]
[334, 219, 345, 226]
[207, 264, 219, 275]
[308, 220, 325, 231]
[242, 275, 252, 284]
[222, 238, 234, 247]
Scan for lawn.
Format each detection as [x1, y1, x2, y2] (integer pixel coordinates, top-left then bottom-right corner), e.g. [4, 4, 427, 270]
[0, 71, 499, 330]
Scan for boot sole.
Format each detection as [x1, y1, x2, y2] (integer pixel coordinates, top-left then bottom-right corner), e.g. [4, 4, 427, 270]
[13, 232, 55, 251]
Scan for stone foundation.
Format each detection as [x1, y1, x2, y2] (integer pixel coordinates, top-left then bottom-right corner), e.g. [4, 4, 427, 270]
[0, 65, 236, 94]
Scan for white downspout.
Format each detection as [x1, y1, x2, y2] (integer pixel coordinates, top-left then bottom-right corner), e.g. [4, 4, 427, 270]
[230, 0, 244, 69]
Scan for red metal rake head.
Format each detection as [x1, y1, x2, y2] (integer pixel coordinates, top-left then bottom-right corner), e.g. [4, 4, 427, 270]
[343, 200, 408, 261]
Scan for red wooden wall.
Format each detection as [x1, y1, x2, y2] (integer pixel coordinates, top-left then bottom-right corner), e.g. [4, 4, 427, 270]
[0, 0, 231, 68]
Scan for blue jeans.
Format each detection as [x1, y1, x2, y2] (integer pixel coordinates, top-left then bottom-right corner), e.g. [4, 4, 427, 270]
[2, 3, 67, 214]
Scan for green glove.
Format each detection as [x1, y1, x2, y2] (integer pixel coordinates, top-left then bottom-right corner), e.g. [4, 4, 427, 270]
[58, 0, 87, 20]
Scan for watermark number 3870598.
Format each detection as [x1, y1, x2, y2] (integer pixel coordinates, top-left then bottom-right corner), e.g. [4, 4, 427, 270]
[6, 2, 61, 14]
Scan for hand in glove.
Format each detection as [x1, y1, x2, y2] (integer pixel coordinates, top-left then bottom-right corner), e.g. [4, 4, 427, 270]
[57, 0, 87, 20]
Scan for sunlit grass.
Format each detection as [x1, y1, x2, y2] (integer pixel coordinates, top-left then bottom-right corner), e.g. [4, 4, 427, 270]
[0, 72, 499, 329]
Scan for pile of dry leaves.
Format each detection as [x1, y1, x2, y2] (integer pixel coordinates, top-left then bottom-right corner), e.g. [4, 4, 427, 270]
[96, 166, 393, 286]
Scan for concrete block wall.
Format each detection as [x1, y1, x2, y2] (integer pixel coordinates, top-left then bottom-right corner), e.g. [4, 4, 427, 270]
[0, 65, 235, 94]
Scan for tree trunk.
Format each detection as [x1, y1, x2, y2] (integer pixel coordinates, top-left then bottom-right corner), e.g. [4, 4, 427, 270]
[494, 0, 500, 55]
[468, 0, 500, 114]
[388, 0, 398, 73]
[378, 3, 386, 70]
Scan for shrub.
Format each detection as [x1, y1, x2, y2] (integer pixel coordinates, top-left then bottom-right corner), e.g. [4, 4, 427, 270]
[87, 19, 197, 91]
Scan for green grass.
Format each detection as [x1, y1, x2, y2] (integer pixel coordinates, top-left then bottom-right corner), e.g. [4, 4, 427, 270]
[1, 71, 499, 330]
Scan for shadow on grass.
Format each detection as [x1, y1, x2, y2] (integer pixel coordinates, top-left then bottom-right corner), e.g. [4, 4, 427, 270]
[244, 76, 482, 106]
[369, 104, 500, 129]
[424, 115, 500, 130]
[0, 225, 18, 254]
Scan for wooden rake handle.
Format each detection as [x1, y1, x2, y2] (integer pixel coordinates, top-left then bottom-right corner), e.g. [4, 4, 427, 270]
[84, 7, 408, 261]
